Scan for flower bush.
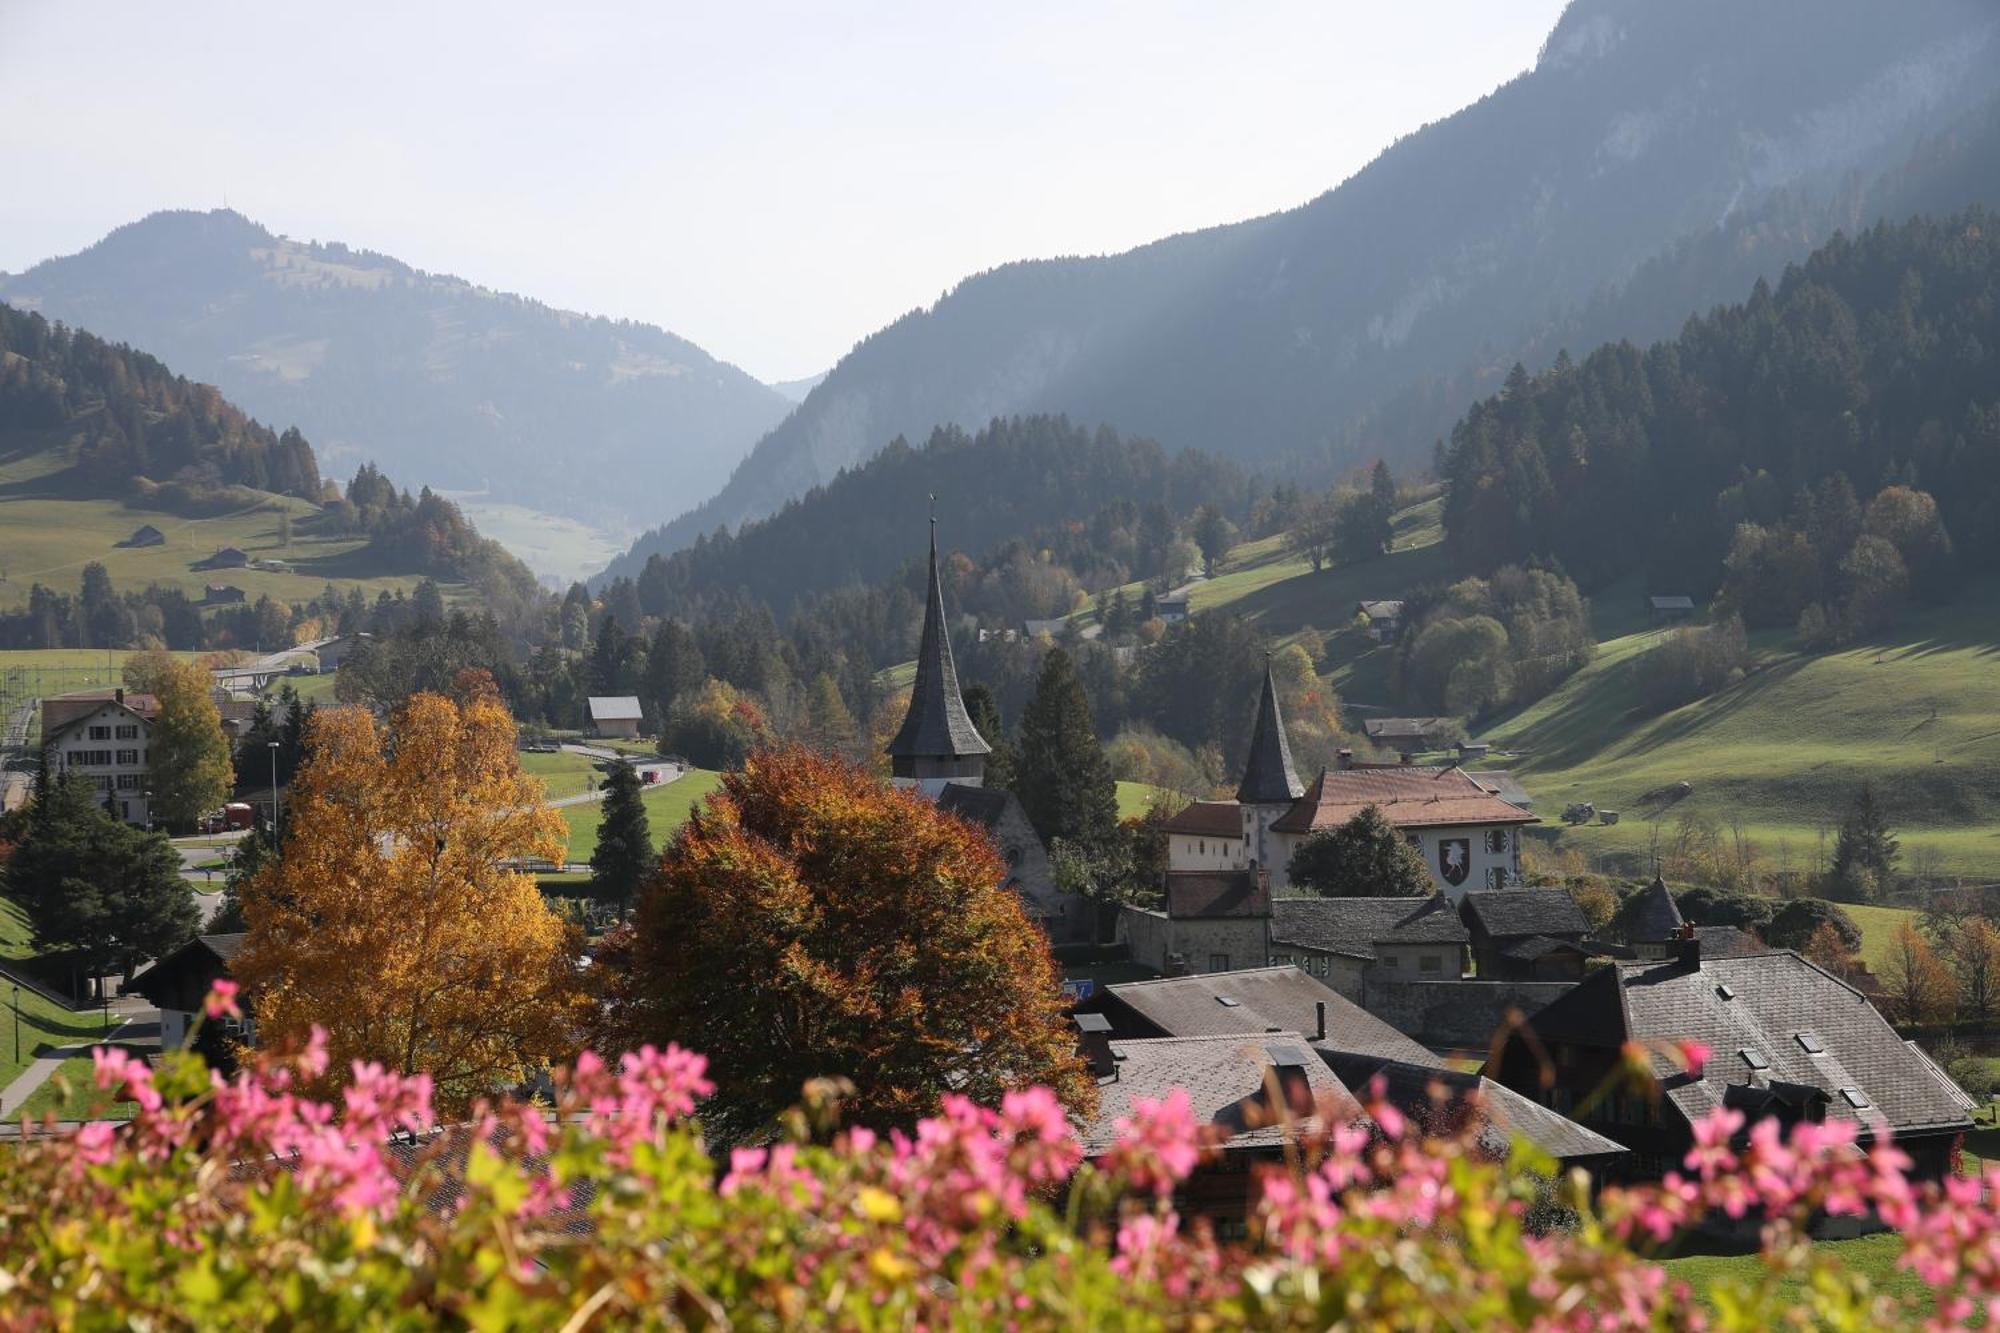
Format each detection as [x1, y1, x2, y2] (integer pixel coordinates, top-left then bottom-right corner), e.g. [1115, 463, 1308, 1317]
[1, 997, 1997, 1329]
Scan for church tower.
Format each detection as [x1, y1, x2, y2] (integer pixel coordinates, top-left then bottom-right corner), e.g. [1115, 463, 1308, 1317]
[885, 508, 991, 796]
[1236, 656, 1304, 879]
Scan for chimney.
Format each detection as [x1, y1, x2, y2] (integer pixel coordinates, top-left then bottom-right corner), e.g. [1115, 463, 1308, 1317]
[1314, 1000, 1327, 1043]
[1676, 936, 1702, 970]
[1336, 748, 1354, 771]
[1678, 921, 1696, 941]
[1073, 1012, 1117, 1080]
[1400, 752, 1413, 765]
[115, 687, 125, 705]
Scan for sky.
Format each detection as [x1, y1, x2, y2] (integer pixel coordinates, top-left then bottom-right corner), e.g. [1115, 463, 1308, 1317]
[0, 2, 1568, 384]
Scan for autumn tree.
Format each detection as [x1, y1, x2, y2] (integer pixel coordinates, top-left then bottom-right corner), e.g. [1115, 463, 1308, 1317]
[1800, 921, 1858, 975]
[600, 747, 1095, 1143]
[1285, 492, 1340, 573]
[1948, 917, 2000, 1023]
[125, 651, 234, 829]
[590, 759, 654, 917]
[1879, 921, 1956, 1025]
[1288, 805, 1434, 898]
[235, 692, 586, 1112]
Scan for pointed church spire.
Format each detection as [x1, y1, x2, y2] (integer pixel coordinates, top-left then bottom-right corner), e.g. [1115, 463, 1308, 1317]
[1236, 654, 1303, 804]
[886, 503, 990, 773]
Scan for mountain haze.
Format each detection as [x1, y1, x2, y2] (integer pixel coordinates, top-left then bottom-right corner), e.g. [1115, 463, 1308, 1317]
[613, 0, 2000, 577]
[0, 209, 794, 541]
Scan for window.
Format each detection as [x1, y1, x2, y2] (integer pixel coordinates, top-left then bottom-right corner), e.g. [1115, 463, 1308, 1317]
[1485, 867, 1504, 888]
[115, 774, 140, 791]
[1739, 1049, 1770, 1071]
[1485, 828, 1509, 854]
[94, 776, 114, 792]
[1795, 1033, 1825, 1054]
[1418, 955, 1443, 974]
[72, 749, 113, 767]
[114, 724, 138, 740]
[116, 749, 138, 766]
[1840, 1088, 1872, 1109]
[1207, 954, 1230, 973]
[87, 725, 111, 741]
[1380, 955, 1400, 968]
[1312, 956, 1329, 978]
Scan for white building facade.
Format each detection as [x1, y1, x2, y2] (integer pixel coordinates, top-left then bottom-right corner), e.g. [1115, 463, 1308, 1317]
[44, 698, 154, 826]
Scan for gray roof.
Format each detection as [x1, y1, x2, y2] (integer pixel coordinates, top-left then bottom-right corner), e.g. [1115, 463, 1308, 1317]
[1692, 925, 1768, 959]
[1461, 889, 1592, 941]
[1356, 600, 1405, 619]
[1106, 966, 1439, 1066]
[1468, 769, 1532, 809]
[1163, 871, 1267, 920]
[935, 783, 1012, 829]
[1525, 952, 1975, 1139]
[1271, 896, 1467, 959]
[885, 520, 990, 761]
[1363, 717, 1450, 740]
[201, 932, 247, 963]
[1649, 595, 1696, 610]
[1499, 934, 1590, 962]
[1083, 1033, 1365, 1154]
[1325, 1055, 1626, 1163]
[1625, 877, 1685, 942]
[586, 696, 643, 722]
[1235, 660, 1303, 804]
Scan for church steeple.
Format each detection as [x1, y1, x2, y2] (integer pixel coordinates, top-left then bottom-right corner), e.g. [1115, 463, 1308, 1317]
[886, 502, 990, 790]
[1235, 655, 1303, 804]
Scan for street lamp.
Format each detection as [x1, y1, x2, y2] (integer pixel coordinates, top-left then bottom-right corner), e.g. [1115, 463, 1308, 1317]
[11, 984, 18, 1064]
[142, 788, 153, 835]
[267, 739, 281, 842]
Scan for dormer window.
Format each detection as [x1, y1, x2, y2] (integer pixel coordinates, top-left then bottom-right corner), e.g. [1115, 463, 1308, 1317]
[1739, 1049, 1770, 1071]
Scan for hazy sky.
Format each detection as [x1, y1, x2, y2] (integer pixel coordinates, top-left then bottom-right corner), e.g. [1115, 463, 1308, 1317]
[0, 2, 1567, 383]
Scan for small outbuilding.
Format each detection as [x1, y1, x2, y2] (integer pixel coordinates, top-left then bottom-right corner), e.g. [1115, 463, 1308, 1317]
[1356, 600, 1406, 642]
[203, 584, 246, 605]
[122, 524, 166, 548]
[587, 695, 644, 739]
[1648, 595, 1695, 623]
[198, 546, 251, 570]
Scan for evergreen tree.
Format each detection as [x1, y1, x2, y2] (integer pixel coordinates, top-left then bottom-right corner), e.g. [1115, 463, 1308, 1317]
[590, 614, 628, 697]
[960, 683, 1016, 792]
[1369, 459, 1398, 511]
[1013, 649, 1120, 859]
[589, 759, 655, 917]
[1828, 782, 1899, 901]
[802, 673, 859, 759]
[411, 578, 447, 631]
[1190, 506, 1235, 577]
[1287, 805, 1434, 898]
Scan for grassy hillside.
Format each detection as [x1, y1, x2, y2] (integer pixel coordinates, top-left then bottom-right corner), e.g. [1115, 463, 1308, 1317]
[0, 440, 429, 612]
[1481, 580, 2000, 877]
[559, 770, 722, 865]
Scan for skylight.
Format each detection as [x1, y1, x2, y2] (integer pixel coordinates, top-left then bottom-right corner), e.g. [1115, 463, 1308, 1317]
[1794, 1033, 1825, 1054]
[1739, 1049, 1770, 1070]
[1215, 996, 1240, 1007]
[1716, 984, 1736, 1000]
[1840, 1088, 1872, 1109]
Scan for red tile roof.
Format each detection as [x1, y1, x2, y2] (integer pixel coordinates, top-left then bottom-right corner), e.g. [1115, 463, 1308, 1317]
[1160, 801, 1244, 838]
[1269, 766, 1538, 834]
[1164, 871, 1267, 920]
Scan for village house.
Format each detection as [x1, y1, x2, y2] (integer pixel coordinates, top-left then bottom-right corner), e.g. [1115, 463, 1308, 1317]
[197, 546, 251, 570]
[40, 688, 159, 826]
[1268, 895, 1469, 995]
[1648, 594, 1696, 623]
[1355, 600, 1405, 642]
[1489, 944, 1975, 1185]
[1459, 889, 1596, 980]
[586, 696, 644, 739]
[1361, 716, 1453, 757]
[127, 933, 247, 1052]
[885, 516, 1090, 943]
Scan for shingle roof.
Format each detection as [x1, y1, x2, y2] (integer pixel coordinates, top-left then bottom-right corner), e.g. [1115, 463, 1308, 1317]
[1692, 925, 1767, 959]
[886, 519, 991, 761]
[1499, 934, 1590, 962]
[1356, 600, 1405, 619]
[1164, 871, 1267, 920]
[1106, 967, 1439, 1066]
[586, 696, 643, 722]
[1468, 769, 1532, 809]
[935, 783, 1010, 829]
[1271, 896, 1467, 958]
[1324, 1055, 1626, 1163]
[1625, 877, 1685, 942]
[1271, 767, 1537, 835]
[1362, 717, 1450, 741]
[1159, 801, 1243, 838]
[201, 932, 247, 963]
[1082, 1033, 1365, 1154]
[1525, 952, 1974, 1139]
[1235, 661, 1304, 804]
[1460, 889, 1591, 941]
[1649, 595, 1695, 611]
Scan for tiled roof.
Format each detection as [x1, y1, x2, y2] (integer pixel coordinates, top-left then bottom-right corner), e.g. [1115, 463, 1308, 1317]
[1159, 801, 1243, 838]
[1082, 1032, 1365, 1154]
[1356, 600, 1405, 619]
[1692, 925, 1767, 959]
[1499, 934, 1590, 962]
[1271, 767, 1538, 834]
[1235, 662, 1304, 804]
[1625, 878, 1685, 942]
[200, 932, 247, 963]
[1526, 952, 1975, 1138]
[1325, 1055, 1626, 1163]
[586, 696, 643, 722]
[1271, 896, 1467, 958]
[1467, 769, 1532, 809]
[1164, 871, 1267, 920]
[1106, 967, 1439, 1066]
[886, 520, 991, 760]
[1362, 717, 1451, 740]
[935, 783, 1011, 829]
[1460, 889, 1591, 941]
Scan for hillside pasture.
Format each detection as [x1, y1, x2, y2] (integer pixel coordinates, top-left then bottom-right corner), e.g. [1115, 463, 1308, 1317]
[558, 769, 721, 865]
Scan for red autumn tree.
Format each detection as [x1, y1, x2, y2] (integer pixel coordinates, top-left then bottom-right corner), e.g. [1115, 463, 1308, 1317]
[599, 746, 1095, 1142]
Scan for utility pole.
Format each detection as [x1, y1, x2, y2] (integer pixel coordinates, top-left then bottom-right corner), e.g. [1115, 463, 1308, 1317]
[268, 739, 281, 842]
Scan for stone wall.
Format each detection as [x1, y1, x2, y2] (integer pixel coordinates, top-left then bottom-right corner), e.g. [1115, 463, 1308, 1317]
[1117, 906, 1270, 976]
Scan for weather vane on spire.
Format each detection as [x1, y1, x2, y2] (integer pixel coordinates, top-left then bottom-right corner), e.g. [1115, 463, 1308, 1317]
[929, 493, 937, 525]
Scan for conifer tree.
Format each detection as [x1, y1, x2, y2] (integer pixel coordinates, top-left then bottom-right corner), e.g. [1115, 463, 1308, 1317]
[590, 759, 655, 917]
[803, 673, 859, 759]
[1013, 649, 1119, 859]
[1828, 782, 1898, 901]
[959, 683, 1016, 791]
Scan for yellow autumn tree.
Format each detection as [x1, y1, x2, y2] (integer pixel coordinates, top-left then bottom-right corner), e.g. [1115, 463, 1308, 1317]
[235, 682, 585, 1111]
[123, 649, 234, 829]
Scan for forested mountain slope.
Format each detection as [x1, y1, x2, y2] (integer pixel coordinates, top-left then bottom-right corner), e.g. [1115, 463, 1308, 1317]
[625, 0, 2000, 566]
[0, 209, 792, 531]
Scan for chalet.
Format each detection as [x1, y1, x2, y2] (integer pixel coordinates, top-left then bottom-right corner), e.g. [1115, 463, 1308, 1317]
[1355, 600, 1405, 642]
[1361, 716, 1452, 756]
[1459, 889, 1595, 981]
[40, 689, 158, 826]
[127, 933, 247, 1051]
[586, 696, 644, 739]
[1268, 895, 1468, 996]
[1156, 667, 1534, 900]
[1648, 595, 1696, 623]
[1022, 618, 1069, 640]
[884, 515, 1089, 943]
[121, 524, 165, 548]
[1156, 590, 1191, 624]
[198, 546, 251, 570]
[1490, 945, 1975, 1185]
[203, 584, 246, 605]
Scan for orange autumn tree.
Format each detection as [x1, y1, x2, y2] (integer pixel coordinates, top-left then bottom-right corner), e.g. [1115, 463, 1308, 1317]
[236, 683, 585, 1111]
[600, 746, 1095, 1142]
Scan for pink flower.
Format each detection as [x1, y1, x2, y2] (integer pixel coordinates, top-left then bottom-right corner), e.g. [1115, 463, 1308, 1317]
[92, 1044, 162, 1114]
[1103, 1089, 1202, 1196]
[203, 978, 242, 1020]
[1673, 1039, 1710, 1078]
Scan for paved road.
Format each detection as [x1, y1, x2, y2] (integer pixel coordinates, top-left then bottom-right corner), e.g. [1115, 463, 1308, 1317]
[0, 1000, 158, 1119]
